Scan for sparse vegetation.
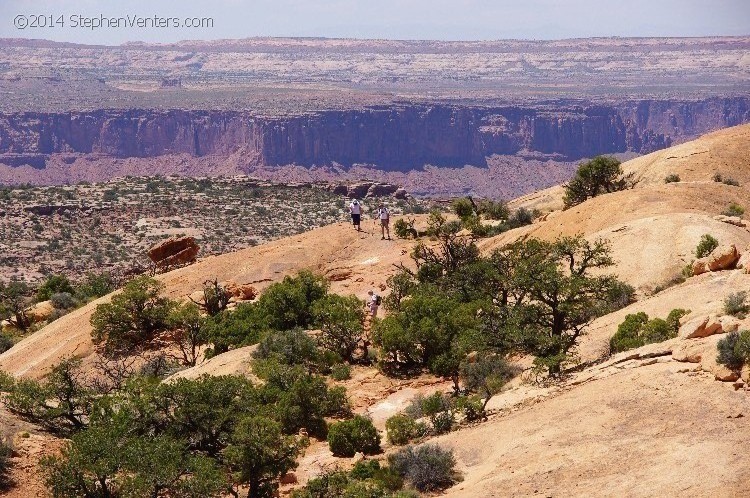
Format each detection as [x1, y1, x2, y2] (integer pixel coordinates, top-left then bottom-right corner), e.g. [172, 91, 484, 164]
[695, 234, 719, 258]
[717, 330, 750, 370]
[609, 309, 689, 354]
[664, 174, 681, 183]
[388, 444, 459, 492]
[723, 291, 749, 318]
[563, 156, 634, 209]
[386, 414, 420, 446]
[0, 440, 12, 491]
[0, 178, 434, 287]
[722, 203, 745, 217]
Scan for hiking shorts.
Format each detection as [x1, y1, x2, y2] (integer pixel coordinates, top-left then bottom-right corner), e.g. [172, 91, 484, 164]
[380, 218, 389, 227]
[352, 213, 361, 225]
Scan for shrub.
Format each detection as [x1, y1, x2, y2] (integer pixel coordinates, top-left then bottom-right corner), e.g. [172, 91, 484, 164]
[256, 271, 328, 331]
[722, 203, 745, 217]
[640, 318, 671, 344]
[717, 331, 745, 370]
[477, 199, 510, 221]
[388, 444, 458, 492]
[50, 292, 78, 311]
[610, 312, 648, 353]
[394, 218, 418, 239]
[713, 173, 723, 182]
[75, 272, 115, 301]
[324, 385, 352, 419]
[695, 234, 719, 258]
[327, 416, 381, 457]
[507, 207, 537, 228]
[0, 440, 11, 491]
[451, 197, 475, 220]
[724, 291, 749, 318]
[460, 354, 515, 411]
[430, 411, 454, 435]
[330, 363, 351, 381]
[0, 334, 13, 354]
[664, 174, 680, 183]
[666, 309, 690, 334]
[254, 328, 320, 368]
[385, 414, 418, 446]
[723, 177, 740, 187]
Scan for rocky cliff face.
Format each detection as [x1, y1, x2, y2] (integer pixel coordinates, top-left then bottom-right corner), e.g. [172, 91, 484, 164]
[0, 98, 748, 172]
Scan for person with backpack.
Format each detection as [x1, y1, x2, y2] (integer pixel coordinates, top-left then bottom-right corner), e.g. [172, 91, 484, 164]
[377, 203, 391, 240]
[367, 290, 381, 317]
[349, 198, 362, 231]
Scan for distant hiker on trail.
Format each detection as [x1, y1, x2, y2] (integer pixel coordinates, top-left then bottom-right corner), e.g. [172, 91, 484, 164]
[367, 290, 381, 317]
[349, 199, 362, 231]
[378, 203, 391, 240]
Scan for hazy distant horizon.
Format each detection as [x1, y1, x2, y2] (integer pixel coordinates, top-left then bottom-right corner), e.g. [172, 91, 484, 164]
[0, 0, 748, 45]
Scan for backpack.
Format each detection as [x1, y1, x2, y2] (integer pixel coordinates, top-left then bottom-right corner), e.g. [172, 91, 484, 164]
[374, 294, 382, 306]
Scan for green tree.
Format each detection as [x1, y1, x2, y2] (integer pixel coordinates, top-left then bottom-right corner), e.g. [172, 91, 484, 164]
[327, 415, 381, 457]
[36, 275, 75, 302]
[497, 237, 626, 375]
[90, 276, 176, 356]
[167, 302, 208, 366]
[254, 328, 321, 371]
[312, 294, 364, 363]
[563, 156, 633, 208]
[6, 358, 93, 436]
[225, 416, 304, 498]
[202, 303, 270, 357]
[0, 280, 32, 332]
[188, 279, 231, 317]
[256, 271, 329, 330]
[75, 272, 115, 301]
[373, 292, 481, 389]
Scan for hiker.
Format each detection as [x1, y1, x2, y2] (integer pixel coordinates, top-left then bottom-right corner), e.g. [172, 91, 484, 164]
[367, 290, 381, 317]
[349, 198, 362, 231]
[377, 203, 391, 240]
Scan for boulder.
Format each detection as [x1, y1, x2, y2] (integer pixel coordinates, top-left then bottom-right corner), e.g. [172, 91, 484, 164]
[347, 182, 374, 199]
[679, 315, 721, 339]
[713, 214, 747, 227]
[279, 473, 298, 485]
[332, 184, 349, 196]
[366, 183, 399, 197]
[692, 244, 740, 276]
[224, 281, 257, 301]
[26, 300, 54, 323]
[672, 335, 722, 363]
[148, 236, 199, 267]
[736, 251, 750, 270]
[393, 188, 408, 200]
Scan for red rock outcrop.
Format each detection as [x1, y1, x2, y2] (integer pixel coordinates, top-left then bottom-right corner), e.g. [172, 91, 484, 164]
[148, 237, 200, 268]
[1, 98, 748, 174]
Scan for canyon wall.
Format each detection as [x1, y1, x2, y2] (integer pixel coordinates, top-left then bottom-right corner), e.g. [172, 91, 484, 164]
[0, 97, 748, 172]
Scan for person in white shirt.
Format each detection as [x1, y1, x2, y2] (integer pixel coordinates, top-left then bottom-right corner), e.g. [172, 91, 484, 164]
[349, 199, 362, 231]
[377, 203, 390, 240]
[367, 290, 380, 317]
